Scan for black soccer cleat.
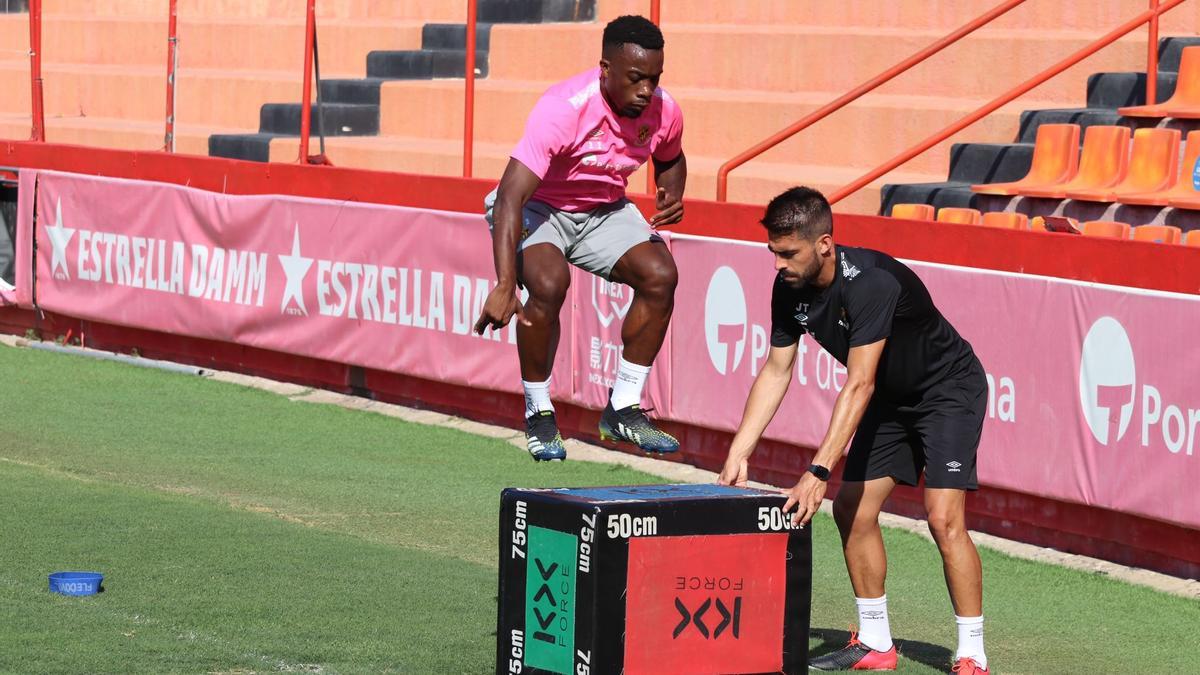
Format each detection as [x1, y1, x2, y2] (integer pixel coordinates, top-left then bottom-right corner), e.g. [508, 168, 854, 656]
[598, 400, 679, 454]
[525, 411, 566, 461]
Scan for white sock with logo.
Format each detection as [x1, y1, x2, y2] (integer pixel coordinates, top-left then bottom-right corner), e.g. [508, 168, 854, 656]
[522, 378, 553, 418]
[955, 615, 986, 669]
[855, 595, 893, 652]
[610, 358, 651, 410]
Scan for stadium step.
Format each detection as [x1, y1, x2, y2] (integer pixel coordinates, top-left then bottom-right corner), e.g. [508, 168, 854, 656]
[879, 182, 979, 215]
[945, 142, 1036, 184]
[259, 103, 379, 136]
[1087, 72, 1177, 109]
[1014, 108, 1126, 144]
[207, 0, 598, 162]
[0, 0, 27, 13]
[366, 49, 490, 80]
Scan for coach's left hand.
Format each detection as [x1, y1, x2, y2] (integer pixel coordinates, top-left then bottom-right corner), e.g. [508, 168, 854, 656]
[650, 187, 683, 226]
[783, 473, 826, 528]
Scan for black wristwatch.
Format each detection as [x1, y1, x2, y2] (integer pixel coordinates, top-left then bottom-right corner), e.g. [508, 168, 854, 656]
[807, 464, 831, 481]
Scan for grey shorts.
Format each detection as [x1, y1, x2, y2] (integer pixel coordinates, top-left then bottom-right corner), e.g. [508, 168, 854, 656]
[483, 189, 661, 280]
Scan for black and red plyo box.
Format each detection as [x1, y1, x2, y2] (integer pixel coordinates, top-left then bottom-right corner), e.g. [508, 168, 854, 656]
[497, 483, 811, 675]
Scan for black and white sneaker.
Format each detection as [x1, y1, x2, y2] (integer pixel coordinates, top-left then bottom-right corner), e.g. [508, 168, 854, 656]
[525, 411, 566, 461]
[598, 400, 679, 454]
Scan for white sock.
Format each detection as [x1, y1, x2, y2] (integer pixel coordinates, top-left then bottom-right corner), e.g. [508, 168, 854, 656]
[609, 357, 650, 410]
[522, 378, 553, 418]
[855, 595, 893, 652]
[955, 615, 986, 668]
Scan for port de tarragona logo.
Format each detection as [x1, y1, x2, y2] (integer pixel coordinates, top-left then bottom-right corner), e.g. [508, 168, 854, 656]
[1078, 316, 1136, 445]
[704, 266, 747, 375]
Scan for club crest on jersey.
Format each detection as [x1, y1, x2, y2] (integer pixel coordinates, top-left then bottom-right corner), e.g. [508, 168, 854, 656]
[637, 124, 652, 145]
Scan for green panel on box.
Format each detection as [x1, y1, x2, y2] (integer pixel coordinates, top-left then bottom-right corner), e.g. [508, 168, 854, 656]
[524, 526, 577, 674]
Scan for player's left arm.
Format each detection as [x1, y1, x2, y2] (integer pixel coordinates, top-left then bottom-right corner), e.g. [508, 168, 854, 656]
[649, 97, 686, 226]
[784, 339, 885, 527]
[650, 151, 686, 226]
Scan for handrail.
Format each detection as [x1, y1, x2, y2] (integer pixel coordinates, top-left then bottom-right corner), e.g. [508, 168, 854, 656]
[297, 0, 317, 162]
[1147, 0, 1160, 105]
[715, 0, 1029, 201]
[829, 0, 1187, 205]
[164, 0, 179, 152]
[646, 0, 661, 195]
[28, 0, 43, 142]
[463, 0, 477, 177]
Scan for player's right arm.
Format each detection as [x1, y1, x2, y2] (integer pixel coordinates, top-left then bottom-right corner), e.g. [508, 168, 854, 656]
[473, 160, 541, 334]
[717, 342, 798, 486]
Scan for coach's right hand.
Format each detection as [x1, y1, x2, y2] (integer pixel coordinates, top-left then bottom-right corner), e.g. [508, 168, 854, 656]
[717, 452, 749, 487]
[474, 284, 531, 334]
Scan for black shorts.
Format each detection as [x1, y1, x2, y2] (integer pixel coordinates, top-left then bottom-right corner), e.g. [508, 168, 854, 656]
[843, 359, 987, 490]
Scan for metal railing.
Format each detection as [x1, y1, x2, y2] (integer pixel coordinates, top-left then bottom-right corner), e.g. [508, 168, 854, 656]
[829, 0, 1184, 206]
[717, 0, 1177, 205]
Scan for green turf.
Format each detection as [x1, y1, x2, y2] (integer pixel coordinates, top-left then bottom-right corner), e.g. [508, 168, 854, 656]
[0, 343, 1195, 674]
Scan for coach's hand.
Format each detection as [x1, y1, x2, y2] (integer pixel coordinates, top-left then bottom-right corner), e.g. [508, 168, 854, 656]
[783, 473, 826, 528]
[650, 187, 684, 227]
[473, 284, 530, 334]
[717, 454, 749, 487]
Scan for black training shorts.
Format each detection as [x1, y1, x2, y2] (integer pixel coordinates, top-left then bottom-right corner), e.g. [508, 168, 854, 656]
[843, 358, 987, 490]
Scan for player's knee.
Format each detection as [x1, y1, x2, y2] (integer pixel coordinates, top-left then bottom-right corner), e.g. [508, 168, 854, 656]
[926, 510, 964, 544]
[525, 273, 570, 315]
[832, 496, 855, 532]
[634, 259, 678, 305]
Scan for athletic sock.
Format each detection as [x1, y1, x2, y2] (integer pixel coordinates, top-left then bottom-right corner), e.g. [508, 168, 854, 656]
[955, 615, 986, 669]
[855, 595, 893, 652]
[609, 357, 650, 410]
[522, 378, 553, 419]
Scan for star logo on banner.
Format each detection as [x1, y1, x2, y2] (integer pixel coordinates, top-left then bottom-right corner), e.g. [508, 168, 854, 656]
[277, 224, 313, 316]
[45, 198, 76, 280]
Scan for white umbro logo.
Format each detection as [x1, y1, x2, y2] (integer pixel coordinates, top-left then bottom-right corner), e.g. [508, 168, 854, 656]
[946, 461, 962, 472]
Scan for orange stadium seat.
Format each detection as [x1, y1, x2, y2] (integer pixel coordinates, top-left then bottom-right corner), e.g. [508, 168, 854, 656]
[972, 124, 1080, 195]
[1080, 220, 1131, 239]
[1120, 130, 1200, 206]
[890, 203, 935, 220]
[937, 207, 982, 225]
[981, 212, 1029, 229]
[1119, 46, 1200, 119]
[1185, 230, 1200, 247]
[1066, 127, 1179, 202]
[1018, 125, 1130, 199]
[1132, 224, 1183, 244]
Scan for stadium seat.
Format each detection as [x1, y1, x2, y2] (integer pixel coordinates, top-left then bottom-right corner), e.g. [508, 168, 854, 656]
[1132, 224, 1183, 244]
[936, 207, 982, 225]
[1080, 220, 1131, 239]
[971, 124, 1080, 195]
[1119, 46, 1200, 119]
[890, 203, 935, 220]
[1018, 125, 1130, 199]
[981, 212, 1029, 229]
[1119, 130, 1200, 206]
[1066, 128, 1179, 202]
[1185, 230, 1200, 247]
[1030, 216, 1048, 232]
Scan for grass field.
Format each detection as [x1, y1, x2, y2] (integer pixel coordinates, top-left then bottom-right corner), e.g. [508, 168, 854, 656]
[0, 342, 1197, 674]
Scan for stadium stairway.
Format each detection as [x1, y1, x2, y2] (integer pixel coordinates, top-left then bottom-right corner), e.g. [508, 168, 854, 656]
[881, 36, 1200, 216]
[1, 2, 1200, 213]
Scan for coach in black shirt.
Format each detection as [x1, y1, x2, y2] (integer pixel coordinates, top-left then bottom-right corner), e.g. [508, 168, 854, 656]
[718, 187, 990, 674]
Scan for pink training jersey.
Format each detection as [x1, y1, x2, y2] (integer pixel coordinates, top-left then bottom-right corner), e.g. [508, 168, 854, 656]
[510, 67, 684, 212]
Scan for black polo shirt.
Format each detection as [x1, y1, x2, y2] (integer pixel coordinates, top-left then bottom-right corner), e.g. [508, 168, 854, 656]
[770, 245, 978, 403]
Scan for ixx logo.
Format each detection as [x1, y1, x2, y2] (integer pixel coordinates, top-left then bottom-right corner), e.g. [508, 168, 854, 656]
[672, 596, 742, 640]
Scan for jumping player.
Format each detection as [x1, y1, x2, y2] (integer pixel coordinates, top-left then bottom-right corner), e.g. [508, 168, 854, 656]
[718, 187, 990, 673]
[474, 15, 687, 462]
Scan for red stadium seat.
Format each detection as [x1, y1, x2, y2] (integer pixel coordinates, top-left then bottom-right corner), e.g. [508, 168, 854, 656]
[936, 207, 982, 225]
[890, 203, 935, 221]
[1018, 125, 1130, 199]
[1131, 224, 1183, 244]
[972, 124, 1080, 195]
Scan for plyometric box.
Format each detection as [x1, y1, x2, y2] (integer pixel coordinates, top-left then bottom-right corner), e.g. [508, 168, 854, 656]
[497, 484, 811, 674]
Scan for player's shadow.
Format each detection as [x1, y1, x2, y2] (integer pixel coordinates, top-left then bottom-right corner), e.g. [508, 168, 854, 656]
[810, 627, 955, 673]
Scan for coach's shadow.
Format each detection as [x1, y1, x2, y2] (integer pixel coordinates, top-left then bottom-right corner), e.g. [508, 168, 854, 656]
[810, 627, 955, 673]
